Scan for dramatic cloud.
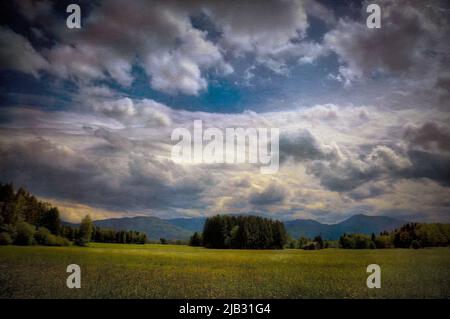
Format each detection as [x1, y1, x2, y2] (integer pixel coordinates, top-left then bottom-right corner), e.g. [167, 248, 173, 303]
[404, 121, 450, 151]
[0, 137, 213, 213]
[404, 150, 450, 187]
[1, 0, 449, 223]
[4, 0, 339, 94]
[249, 182, 288, 206]
[14, 0, 233, 94]
[306, 144, 411, 192]
[208, 0, 308, 55]
[279, 129, 335, 163]
[324, 0, 450, 85]
[0, 26, 48, 76]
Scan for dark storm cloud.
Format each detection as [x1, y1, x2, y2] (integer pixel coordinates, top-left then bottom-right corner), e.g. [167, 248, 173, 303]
[404, 121, 450, 151]
[306, 142, 450, 195]
[279, 129, 335, 163]
[249, 182, 287, 206]
[403, 150, 450, 187]
[306, 158, 378, 192]
[278, 125, 450, 196]
[0, 138, 211, 211]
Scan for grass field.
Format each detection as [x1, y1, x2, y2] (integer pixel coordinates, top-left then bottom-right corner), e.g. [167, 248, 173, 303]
[0, 244, 449, 298]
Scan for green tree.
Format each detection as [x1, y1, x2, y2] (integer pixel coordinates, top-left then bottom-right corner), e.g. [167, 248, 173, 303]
[39, 207, 61, 235]
[34, 227, 52, 245]
[76, 215, 93, 246]
[297, 236, 309, 248]
[189, 232, 202, 246]
[374, 234, 393, 248]
[14, 221, 35, 245]
[410, 240, 421, 249]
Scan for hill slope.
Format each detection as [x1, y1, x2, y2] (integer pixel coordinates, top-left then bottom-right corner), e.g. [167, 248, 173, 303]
[92, 216, 192, 240]
[166, 217, 206, 233]
[285, 214, 406, 240]
[64, 214, 407, 241]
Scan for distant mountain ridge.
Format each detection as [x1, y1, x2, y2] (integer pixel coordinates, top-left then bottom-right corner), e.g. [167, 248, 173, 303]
[63, 214, 408, 241]
[92, 216, 192, 240]
[63, 216, 193, 240]
[284, 214, 407, 240]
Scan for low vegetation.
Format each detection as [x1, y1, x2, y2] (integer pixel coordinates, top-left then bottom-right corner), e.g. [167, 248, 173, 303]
[0, 244, 449, 298]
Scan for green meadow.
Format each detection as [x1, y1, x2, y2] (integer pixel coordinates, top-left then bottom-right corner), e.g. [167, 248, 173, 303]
[0, 244, 449, 298]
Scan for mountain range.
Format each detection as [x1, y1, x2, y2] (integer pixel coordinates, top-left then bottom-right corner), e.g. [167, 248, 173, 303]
[63, 214, 407, 240]
[284, 214, 406, 240]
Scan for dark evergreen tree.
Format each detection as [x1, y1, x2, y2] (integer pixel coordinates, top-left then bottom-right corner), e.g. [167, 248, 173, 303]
[189, 232, 202, 246]
[202, 215, 287, 249]
[39, 207, 61, 235]
[76, 215, 93, 246]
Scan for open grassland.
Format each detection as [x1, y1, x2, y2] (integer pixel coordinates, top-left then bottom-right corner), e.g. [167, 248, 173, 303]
[0, 244, 449, 298]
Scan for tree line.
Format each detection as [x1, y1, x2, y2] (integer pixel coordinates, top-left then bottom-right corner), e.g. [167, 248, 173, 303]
[339, 223, 450, 249]
[283, 223, 450, 250]
[193, 215, 287, 249]
[190, 214, 450, 250]
[0, 183, 146, 246]
[61, 218, 147, 246]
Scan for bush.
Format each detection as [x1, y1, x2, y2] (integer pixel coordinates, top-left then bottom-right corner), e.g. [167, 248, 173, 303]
[74, 237, 88, 246]
[302, 242, 320, 250]
[46, 234, 69, 246]
[34, 227, 51, 245]
[14, 221, 36, 245]
[374, 235, 393, 248]
[35, 227, 69, 246]
[339, 233, 373, 249]
[0, 232, 12, 245]
[411, 240, 421, 249]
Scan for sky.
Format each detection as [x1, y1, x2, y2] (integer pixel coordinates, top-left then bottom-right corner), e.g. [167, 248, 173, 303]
[0, 0, 449, 223]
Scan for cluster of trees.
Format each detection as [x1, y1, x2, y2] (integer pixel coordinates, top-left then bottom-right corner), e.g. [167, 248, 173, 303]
[200, 215, 287, 249]
[286, 235, 338, 250]
[280, 223, 450, 250]
[0, 183, 147, 246]
[61, 218, 147, 245]
[91, 227, 147, 244]
[0, 183, 69, 246]
[339, 223, 450, 249]
[156, 238, 188, 245]
[392, 223, 450, 248]
[339, 233, 377, 249]
[192, 217, 450, 250]
[61, 215, 148, 245]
